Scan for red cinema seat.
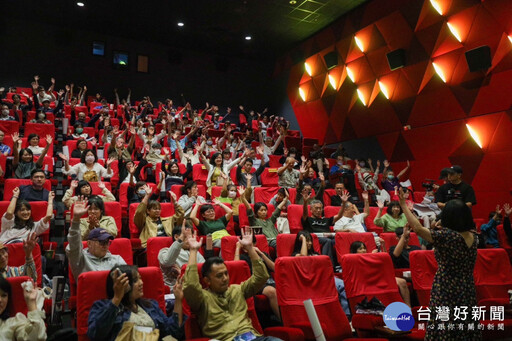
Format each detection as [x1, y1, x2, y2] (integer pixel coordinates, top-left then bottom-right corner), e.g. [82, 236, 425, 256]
[323, 189, 337, 206]
[129, 202, 175, 239]
[7, 243, 42, 287]
[497, 224, 512, 257]
[412, 191, 425, 203]
[379, 232, 420, 249]
[275, 233, 321, 258]
[119, 182, 158, 215]
[86, 181, 113, 195]
[71, 202, 122, 237]
[253, 187, 279, 204]
[0, 121, 20, 136]
[192, 164, 208, 186]
[76, 267, 166, 338]
[238, 203, 275, 229]
[334, 232, 377, 265]
[275, 256, 356, 341]
[474, 248, 512, 308]
[410, 250, 437, 306]
[323, 205, 342, 220]
[284, 136, 301, 150]
[27, 111, 55, 123]
[4, 179, 52, 201]
[341, 253, 424, 339]
[302, 137, 318, 147]
[65, 139, 93, 157]
[473, 218, 485, 233]
[24, 122, 55, 138]
[365, 207, 383, 234]
[210, 186, 223, 200]
[170, 184, 207, 200]
[260, 168, 279, 187]
[6, 276, 32, 316]
[220, 235, 270, 261]
[0, 201, 50, 242]
[268, 155, 282, 168]
[108, 238, 133, 265]
[287, 204, 311, 234]
[146, 237, 174, 267]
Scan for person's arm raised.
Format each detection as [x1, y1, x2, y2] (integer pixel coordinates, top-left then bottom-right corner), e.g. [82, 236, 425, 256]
[189, 197, 202, 227]
[397, 160, 410, 180]
[333, 191, 349, 224]
[398, 187, 433, 243]
[42, 191, 55, 224]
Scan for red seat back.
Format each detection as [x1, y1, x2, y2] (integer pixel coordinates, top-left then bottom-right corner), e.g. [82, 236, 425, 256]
[335, 232, 377, 265]
[24, 122, 55, 138]
[65, 139, 93, 157]
[323, 205, 341, 218]
[379, 232, 421, 249]
[497, 225, 511, 250]
[119, 182, 158, 213]
[364, 207, 382, 233]
[146, 237, 174, 267]
[108, 238, 133, 265]
[323, 189, 336, 206]
[275, 256, 352, 340]
[6, 276, 31, 316]
[253, 187, 279, 204]
[4, 179, 52, 201]
[7, 243, 42, 287]
[268, 155, 282, 168]
[287, 204, 311, 234]
[341, 253, 402, 312]
[21, 137, 54, 157]
[192, 164, 208, 186]
[220, 235, 270, 261]
[260, 168, 279, 187]
[410, 250, 437, 306]
[0, 201, 49, 242]
[0, 121, 20, 136]
[76, 267, 166, 336]
[128, 203, 175, 238]
[474, 248, 512, 303]
[170, 184, 207, 201]
[275, 233, 321, 257]
[210, 186, 223, 200]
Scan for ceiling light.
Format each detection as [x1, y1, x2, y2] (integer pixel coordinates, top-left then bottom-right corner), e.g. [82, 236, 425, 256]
[357, 89, 367, 106]
[508, 35, 512, 44]
[378, 81, 390, 99]
[177, 22, 184, 27]
[299, 87, 306, 101]
[76, 2, 85, 7]
[328, 75, 336, 89]
[346, 66, 355, 82]
[304, 62, 312, 76]
[432, 62, 446, 83]
[430, 0, 443, 15]
[289, 0, 297, 4]
[447, 23, 462, 42]
[466, 124, 482, 148]
[354, 36, 364, 52]
[245, 36, 252, 41]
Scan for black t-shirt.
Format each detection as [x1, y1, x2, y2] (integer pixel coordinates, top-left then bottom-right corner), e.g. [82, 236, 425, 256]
[301, 216, 333, 233]
[435, 181, 476, 205]
[389, 245, 421, 269]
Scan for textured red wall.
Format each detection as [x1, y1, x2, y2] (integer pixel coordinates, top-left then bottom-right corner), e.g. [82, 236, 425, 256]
[277, 0, 512, 218]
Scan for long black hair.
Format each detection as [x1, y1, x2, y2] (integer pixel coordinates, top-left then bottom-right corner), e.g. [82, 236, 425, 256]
[14, 200, 34, 230]
[75, 180, 91, 197]
[386, 201, 403, 216]
[292, 231, 317, 256]
[349, 241, 366, 254]
[106, 265, 151, 311]
[0, 276, 12, 320]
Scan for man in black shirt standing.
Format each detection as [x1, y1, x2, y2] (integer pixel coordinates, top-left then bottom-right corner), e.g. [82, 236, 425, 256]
[435, 165, 476, 209]
[301, 192, 346, 268]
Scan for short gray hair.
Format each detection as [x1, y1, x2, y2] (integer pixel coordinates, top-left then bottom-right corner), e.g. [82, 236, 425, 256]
[310, 200, 323, 207]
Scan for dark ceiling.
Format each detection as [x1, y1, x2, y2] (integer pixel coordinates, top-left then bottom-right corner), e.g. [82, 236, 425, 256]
[7, 0, 369, 61]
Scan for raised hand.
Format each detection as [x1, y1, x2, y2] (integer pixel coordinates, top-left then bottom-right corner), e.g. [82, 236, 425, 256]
[48, 191, 55, 203]
[51, 77, 56, 84]
[283, 148, 289, 157]
[398, 187, 407, 204]
[98, 180, 106, 190]
[302, 191, 311, 201]
[383, 160, 390, 168]
[173, 276, 184, 301]
[127, 163, 138, 175]
[106, 157, 116, 167]
[504, 203, 512, 216]
[87, 214, 99, 229]
[406, 160, 410, 167]
[377, 200, 385, 209]
[70, 180, 79, 189]
[169, 191, 177, 202]
[73, 196, 89, 219]
[12, 187, 20, 199]
[376, 160, 381, 168]
[91, 138, 97, 147]
[341, 191, 349, 202]
[142, 184, 152, 197]
[239, 228, 254, 249]
[23, 279, 39, 311]
[11, 132, 20, 144]
[23, 232, 39, 257]
[361, 191, 369, 201]
[237, 186, 245, 197]
[45, 135, 52, 145]
[129, 125, 136, 135]
[319, 172, 325, 182]
[244, 173, 253, 182]
[112, 271, 130, 303]
[34, 75, 39, 81]
[187, 230, 203, 251]
[58, 152, 69, 162]
[299, 164, 307, 175]
[301, 155, 307, 163]
[212, 198, 221, 206]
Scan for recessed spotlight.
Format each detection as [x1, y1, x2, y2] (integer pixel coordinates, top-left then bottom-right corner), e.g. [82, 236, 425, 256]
[290, 0, 297, 4]
[177, 22, 184, 27]
[76, 2, 85, 7]
[245, 36, 252, 40]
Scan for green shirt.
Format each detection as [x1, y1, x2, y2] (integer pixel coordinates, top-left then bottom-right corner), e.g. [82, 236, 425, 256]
[198, 216, 230, 241]
[374, 213, 408, 232]
[183, 259, 269, 340]
[247, 206, 281, 241]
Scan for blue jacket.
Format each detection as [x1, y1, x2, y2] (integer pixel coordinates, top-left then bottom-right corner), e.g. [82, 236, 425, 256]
[87, 299, 186, 341]
[480, 218, 499, 248]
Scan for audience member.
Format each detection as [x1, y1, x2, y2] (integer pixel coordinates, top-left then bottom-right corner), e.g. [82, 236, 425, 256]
[480, 205, 502, 248]
[17, 169, 50, 202]
[12, 134, 51, 179]
[62, 149, 114, 181]
[190, 198, 233, 248]
[79, 195, 117, 239]
[0, 234, 38, 282]
[63, 180, 116, 209]
[388, 226, 421, 269]
[0, 130, 11, 156]
[277, 157, 300, 189]
[374, 200, 407, 232]
[435, 165, 477, 208]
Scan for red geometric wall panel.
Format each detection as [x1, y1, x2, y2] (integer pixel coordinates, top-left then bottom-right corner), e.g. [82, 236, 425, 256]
[281, 0, 512, 218]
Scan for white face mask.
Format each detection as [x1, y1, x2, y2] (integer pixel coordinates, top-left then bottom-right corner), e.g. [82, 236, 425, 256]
[153, 149, 161, 155]
[187, 150, 194, 155]
[228, 190, 237, 198]
[85, 155, 95, 163]
[1, 110, 9, 116]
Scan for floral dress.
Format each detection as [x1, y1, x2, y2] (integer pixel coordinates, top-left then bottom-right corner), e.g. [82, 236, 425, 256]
[426, 228, 481, 340]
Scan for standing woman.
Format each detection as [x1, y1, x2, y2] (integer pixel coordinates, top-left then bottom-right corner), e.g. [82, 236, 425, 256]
[398, 188, 480, 340]
[61, 149, 114, 181]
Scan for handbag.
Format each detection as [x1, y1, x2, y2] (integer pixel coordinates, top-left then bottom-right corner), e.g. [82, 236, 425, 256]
[115, 321, 160, 341]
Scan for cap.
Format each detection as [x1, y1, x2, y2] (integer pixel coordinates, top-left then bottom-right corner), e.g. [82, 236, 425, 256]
[439, 168, 450, 179]
[447, 165, 463, 174]
[87, 228, 114, 241]
[363, 172, 372, 182]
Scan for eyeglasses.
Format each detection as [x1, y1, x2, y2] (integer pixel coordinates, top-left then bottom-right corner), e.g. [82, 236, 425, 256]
[92, 239, 111, 246]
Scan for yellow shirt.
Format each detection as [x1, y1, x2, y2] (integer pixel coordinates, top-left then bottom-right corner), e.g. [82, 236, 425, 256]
[133, 202, 185, 248]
